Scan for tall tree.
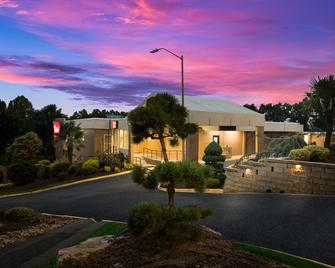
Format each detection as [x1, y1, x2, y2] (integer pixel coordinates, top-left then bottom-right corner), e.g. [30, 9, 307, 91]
[33, 104, 66, 160]
[57, 121, 84, 163]
[128, 93, 198, 162]
[308, 75, 335, 148]
[128, 93, 198, 206]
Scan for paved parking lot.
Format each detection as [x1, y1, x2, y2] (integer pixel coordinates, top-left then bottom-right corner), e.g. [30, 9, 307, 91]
[1, 173, 334, 265]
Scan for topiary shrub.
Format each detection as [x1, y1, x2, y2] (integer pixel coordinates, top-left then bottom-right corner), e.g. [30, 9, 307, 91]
[82, 159, 99, 174]
[7, 162, 38, 185]
[304, 145, 330, 162]
[128, 202, 212, 246]
[289, 149, 311, 161]
[202, 142, 226, 186]
[206, 178, 221, 189]
[4, 207, 40, 223]
[104, 165, 112, 172]
[68, 161, 84, 175]
[264, 135, 306, 157]
[50, 162, 70, 175]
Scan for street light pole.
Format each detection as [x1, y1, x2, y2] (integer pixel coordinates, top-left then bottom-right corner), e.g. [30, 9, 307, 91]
[150, 48, 185, 161]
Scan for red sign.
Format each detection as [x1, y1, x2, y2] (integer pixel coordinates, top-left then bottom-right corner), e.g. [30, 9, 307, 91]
[112, 120, 118, 129]
[53, 121, 61, 138]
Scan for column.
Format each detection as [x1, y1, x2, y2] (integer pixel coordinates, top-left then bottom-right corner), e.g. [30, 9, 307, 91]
[255, 126, 264, 153]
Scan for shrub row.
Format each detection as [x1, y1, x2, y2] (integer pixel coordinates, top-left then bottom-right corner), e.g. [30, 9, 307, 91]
[289, 145, 331, 162]
[7, 157, 134, 186]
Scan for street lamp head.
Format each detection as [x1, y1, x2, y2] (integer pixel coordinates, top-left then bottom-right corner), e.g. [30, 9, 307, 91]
[150, 48, 160, 53]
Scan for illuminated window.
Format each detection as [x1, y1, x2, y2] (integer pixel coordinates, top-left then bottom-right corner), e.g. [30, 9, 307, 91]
[213, 135, 220, 144]
[119, 129, 124, 148]
[104, 134, 112, 153]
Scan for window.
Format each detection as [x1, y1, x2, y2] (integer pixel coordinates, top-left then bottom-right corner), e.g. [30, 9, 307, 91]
[119, 129, 124, 148]
[212, 135, 220, 144]
[104, 134, 112, 153]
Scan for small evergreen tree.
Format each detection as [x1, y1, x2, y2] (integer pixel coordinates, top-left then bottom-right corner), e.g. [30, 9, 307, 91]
[132, 161, 213, 207]
[202, 141, 226, 186]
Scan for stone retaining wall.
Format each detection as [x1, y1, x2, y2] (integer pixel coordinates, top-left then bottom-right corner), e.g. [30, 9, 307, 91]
[225, 159, 335, 195]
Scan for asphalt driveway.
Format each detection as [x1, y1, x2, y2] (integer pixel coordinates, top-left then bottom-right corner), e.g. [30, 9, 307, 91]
[1, 173, 335, 265]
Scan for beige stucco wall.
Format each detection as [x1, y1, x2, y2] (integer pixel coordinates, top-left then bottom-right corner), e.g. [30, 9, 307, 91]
[198, 128, 244, 159]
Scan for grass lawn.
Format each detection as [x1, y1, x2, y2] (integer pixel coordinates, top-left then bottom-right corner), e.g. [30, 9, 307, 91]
[234, 241, 330, 268]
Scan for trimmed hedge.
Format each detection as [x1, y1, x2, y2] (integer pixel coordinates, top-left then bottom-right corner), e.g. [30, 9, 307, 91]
[7, 162, 38, 185]
[304, 145, 330, 162]
[4, 207, 40, 223]
[288, 149, 311, 161]
[51, 162, 70, 175]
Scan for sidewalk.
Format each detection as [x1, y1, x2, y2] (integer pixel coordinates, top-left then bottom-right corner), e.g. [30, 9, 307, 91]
[0, 219, 103, 268]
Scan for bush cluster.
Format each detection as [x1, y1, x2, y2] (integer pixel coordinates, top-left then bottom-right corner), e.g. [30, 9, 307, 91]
[289, 145, 330, 162]
[288, 149, 311, 161]
[124, 163, 134, 170]
[265, 135, 306, 157]
[4, 207, 41, 223]
[82, 159, 99, 174]
[128, 202, 212, 246]
[7, 162, 38, 186]
[103, 165, 112, 172]
[206, 178, 221, 189]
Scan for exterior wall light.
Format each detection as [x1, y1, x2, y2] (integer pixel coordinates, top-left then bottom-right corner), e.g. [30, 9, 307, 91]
[245, 168, 252, 175]
[292, 164, 303, 174]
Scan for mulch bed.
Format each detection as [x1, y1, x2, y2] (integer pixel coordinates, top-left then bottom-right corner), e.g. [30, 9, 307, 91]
[79, 229, 289, 268]
[0, 214, 78, 248]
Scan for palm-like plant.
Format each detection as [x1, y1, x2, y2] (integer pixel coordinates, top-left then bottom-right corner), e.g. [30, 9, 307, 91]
[309, 75, 335, 148]
[57, 121, 84, 163]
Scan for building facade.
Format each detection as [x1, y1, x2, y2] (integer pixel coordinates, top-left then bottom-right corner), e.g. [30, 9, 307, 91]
[56, 95, 304, 163]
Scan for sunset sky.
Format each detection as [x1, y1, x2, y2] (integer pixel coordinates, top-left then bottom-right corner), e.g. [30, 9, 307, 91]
[1, 0, 335, 114]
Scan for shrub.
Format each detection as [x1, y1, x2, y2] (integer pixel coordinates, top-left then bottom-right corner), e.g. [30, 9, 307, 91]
[38, 160, 51, 166]
[51, 162, 70, 175]
[68, 161, 84, 175]
[289, 149, 311, 161]
[202, 142, 226, 186]
[329, 143, 335, 160]
[56, 171, 68, 181]
[114, 167, 121, 173]
[4, 207, 40, 223]
[206, 178, 221, 189]
[202, 141, 225, 165]
[82, 159, 99, 174]
[5, 132, 42, 164]
[7, 162, 38, 185]
[104, 165, 112, 172]
[36, 164, 51, 180]
[128, 202, 211, 245]
[264, 135, 306, 157]
[98, 152, 125, 169]
[304, 145, 330, 162]
[124, 163, 134, 170]
[0, 165, 7, 183]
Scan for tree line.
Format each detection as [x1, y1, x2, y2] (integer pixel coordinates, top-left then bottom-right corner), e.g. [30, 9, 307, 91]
[0, 96, 127, 163]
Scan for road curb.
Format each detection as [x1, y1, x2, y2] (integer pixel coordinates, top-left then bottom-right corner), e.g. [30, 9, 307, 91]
[158, 185, 224, 194]
[0, 171, 132, 199]
[41, 213, 97, 223]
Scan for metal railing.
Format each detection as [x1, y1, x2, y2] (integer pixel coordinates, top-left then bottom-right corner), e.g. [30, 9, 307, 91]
[143, 147, 182, 161]
[133, 156, 142, 166]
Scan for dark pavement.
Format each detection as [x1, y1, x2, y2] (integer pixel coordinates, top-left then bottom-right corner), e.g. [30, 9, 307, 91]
[1, 173, 335, 265]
